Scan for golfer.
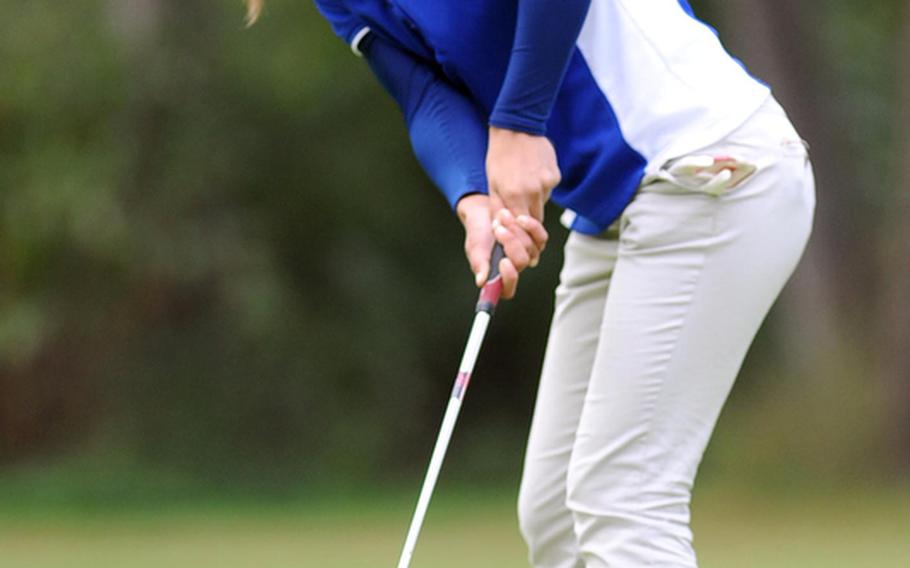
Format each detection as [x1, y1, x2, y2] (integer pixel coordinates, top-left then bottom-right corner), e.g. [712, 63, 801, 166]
[253, 1, 816, 565]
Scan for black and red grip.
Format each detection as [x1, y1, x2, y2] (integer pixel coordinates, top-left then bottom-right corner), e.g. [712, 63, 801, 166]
[476, 243, 505, 314]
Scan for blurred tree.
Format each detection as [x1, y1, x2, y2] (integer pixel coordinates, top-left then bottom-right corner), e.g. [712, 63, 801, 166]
[881, 1, 910, 469]
[0, 0, 905, 489]
[707, 0, 854, 376]
[702, 0, 907, 475]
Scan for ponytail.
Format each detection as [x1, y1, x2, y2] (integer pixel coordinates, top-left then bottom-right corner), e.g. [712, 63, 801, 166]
[245, 0, 263, 26]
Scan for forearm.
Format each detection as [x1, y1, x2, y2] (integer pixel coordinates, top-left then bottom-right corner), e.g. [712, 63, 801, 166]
[363, 34, 488, 209]
[489, 0, 592, 135]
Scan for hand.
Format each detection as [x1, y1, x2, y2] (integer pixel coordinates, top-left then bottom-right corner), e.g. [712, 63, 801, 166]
[456, 194, 548, 300]
[486, 126, 561, 222]
[484, 127, 556, 298]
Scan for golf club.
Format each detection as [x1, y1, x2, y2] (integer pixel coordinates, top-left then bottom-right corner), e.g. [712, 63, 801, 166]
[396, 243, 506, 568]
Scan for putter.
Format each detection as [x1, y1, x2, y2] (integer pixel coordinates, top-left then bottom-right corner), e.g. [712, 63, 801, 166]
[396, 243, 506, 568]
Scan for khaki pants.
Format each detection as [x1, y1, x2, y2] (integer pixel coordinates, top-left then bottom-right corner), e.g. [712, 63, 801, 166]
[518, 98, 815, 567]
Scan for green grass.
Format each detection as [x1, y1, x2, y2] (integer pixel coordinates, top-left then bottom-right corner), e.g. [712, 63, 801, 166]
[1, 484, 908, 567]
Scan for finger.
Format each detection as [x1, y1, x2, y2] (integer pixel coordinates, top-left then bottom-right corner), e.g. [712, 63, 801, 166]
[499, 257, 519, 300]
[490, 186, 532, 220]
[464, 219, 494, 287]
[494, 223, 531, 272]
[497, 209, 542, 267]
[515, 214, 549, 253]
[488, 193, 506, 219]
[529, 196, 545, 223]
[499, 198, 531, 220]
[466, 236, 492, 287]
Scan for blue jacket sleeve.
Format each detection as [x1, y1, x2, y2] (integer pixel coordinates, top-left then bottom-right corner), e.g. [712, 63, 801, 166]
[489, 0, 592, 136]
[362, 34, 488, 209]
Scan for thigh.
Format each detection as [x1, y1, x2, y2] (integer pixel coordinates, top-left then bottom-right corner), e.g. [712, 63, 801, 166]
[521, 230, 619, 496]
[566, 149, 814, 564]
[573, 143, 814, 486]
[519, 230, 620, 567]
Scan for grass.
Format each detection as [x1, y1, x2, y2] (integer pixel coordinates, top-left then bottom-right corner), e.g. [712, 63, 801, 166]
[0, 484, 908, 567]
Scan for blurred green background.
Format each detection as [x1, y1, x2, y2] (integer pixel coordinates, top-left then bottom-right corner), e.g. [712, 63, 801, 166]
[1, 0, 909, 566]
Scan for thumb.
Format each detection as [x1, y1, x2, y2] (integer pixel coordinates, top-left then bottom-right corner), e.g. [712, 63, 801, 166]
[469, 241, 491, 287]
[460, 197, 495, 287]
[465, 223, 494, 287]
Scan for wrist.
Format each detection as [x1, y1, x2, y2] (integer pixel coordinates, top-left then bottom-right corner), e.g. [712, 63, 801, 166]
[488, 115, 547, 137]
[456, 193, 488, 224]
[488, 126, 549, 152]
[489, 125, 528, 140]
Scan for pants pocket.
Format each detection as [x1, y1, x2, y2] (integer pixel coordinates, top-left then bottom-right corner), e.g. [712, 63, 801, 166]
[644, 154, 759, 197]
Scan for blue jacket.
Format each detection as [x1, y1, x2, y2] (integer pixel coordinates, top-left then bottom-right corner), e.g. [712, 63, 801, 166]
[314, 0, 769, 233]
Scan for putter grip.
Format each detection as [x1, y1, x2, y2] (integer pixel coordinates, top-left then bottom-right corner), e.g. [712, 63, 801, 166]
[476, 243, 505, 314]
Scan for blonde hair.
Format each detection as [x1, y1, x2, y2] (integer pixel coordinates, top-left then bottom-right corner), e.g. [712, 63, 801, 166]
[245, 0, 263, 26]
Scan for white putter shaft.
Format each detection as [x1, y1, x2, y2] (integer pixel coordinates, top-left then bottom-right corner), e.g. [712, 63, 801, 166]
[396, 310, 492, 568]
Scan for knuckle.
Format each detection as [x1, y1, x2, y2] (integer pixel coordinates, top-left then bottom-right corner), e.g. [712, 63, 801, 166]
[541, 169, 561, 189]
[551, 167, 563, 183]
[501, 181, 540, 200]
[512, 255, 530, 271]
[501, 187, 524, 202]
[509, 241, 528, 258]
